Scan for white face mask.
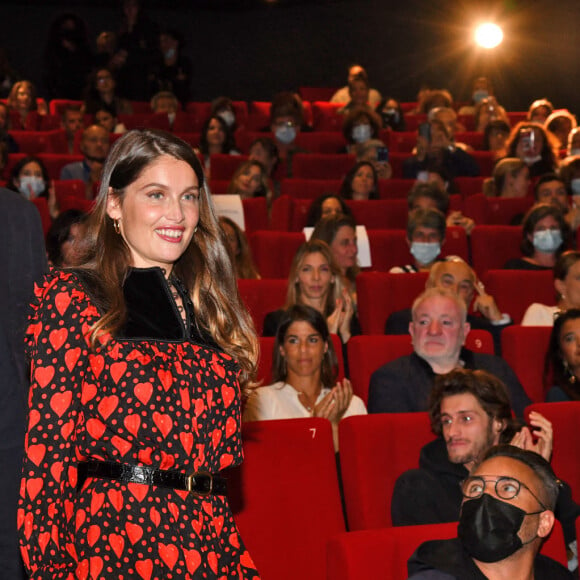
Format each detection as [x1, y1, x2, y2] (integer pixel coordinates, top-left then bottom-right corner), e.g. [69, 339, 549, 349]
[569, 148, 580, 157]
[18, 176, 45, 199]
[472, 89, 489, 104]
[410, 241, 441, 265]
[275, 125, 296, 145]
[352, 124, 371, 143]
[533, 229, 562, 253]
[218, 110, 235, 128]
[523, 154, 542, 166]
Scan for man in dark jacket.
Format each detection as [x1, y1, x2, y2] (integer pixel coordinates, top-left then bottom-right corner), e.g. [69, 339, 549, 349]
[407, 444, 574, 579]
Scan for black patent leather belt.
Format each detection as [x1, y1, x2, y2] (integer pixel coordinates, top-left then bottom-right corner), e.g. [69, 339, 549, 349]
[77, 460, 227, 496]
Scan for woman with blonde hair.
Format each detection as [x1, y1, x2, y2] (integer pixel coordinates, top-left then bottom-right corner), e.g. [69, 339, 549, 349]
[483, 157, 530, 198]
[263, 239, 359, 344]
[7, 80, 47, 129]
[226, 159, 271, 202]
[18, 129, 260, 578]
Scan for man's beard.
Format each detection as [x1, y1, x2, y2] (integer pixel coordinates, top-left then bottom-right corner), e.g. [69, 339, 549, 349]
[447, 419, 496, 466]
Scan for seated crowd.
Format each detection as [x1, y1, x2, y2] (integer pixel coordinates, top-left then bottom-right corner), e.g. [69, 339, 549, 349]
[5, 47, 580, 576]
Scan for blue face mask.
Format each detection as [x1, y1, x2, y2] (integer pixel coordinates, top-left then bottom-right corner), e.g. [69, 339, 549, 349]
[352, 124, 371, 143]
[164, 48, 176, 60]
[410, 241, 441, 265]
[275, 125, 296, 145]
[571, 178, 580, 196]
[18, 176, 45, 199]
[533, 229, 562, 253]
[472, 89, 489, 104]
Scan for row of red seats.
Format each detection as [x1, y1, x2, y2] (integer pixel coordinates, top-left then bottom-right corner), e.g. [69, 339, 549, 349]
[232, 412, 572, 579]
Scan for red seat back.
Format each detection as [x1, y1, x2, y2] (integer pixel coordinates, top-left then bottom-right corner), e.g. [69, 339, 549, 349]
[501, 326, 552, 403]
[291, 153, 355, 179]
[470, 225, 523, 276]
[464, 193, 534, 225]
[209, 153, 249, 181]
[248, 231, 305, 278]
[237, 279, 288, 335]
[230, 419, 345, 580]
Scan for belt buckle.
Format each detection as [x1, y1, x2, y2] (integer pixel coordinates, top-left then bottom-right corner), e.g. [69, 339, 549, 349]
[185, 470, 212, 496]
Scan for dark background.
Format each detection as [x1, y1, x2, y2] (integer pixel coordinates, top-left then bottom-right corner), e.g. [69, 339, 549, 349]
[3, 0, 578, 113]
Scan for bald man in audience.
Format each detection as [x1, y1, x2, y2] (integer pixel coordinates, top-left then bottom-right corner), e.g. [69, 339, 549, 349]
[368, 288, 529, 416]
[385, 259, 511, 354]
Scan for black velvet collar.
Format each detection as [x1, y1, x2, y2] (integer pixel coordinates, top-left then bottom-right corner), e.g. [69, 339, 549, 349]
[120, 267, 215, 346]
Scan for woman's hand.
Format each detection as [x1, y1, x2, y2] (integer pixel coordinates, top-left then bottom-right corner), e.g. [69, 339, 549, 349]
[47, 180, 59, 220]
[326, 298, 344, 335]
[337, 289, 354, 343]
[314, 379, 353, 425]
[509, 412, 553, 462]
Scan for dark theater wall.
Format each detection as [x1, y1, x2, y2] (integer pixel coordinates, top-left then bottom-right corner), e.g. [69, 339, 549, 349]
[2, 0, 579, 114]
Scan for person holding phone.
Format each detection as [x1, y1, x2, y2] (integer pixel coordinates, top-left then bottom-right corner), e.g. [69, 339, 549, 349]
[503, 122, 560, 177]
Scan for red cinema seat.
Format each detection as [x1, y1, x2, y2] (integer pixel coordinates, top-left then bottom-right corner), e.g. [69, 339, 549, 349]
[501, 326, 552, 403]
[58, 196, 94, 213]
[49, 99, 83, 116]
[294, 132, 347, 154]
[470, 225, 523, 276]
[348, 332, 493, 405]
[464, 193, 534, 225]
[173, 132, 201, 149]
[209, 154, 249, 180]
[241, 197, 269, 232]
[378, 178, 415, 199]
[526, 402, 580, 503]
[310, 102, 344, 132]
[257, 335, 344, 385]
[388, 152, 413, 178]
[457, 114, 476, 131]
[229, 418, 345, 580]
[299, 87, 338, 102]
[357, 272, 428, 334]
[454, 176, 485, 198]
[8, 130, 68, 155]
[237, 278, 287, 335]
[270, 197, 314, 231]
[2, 153, 26, 180]
[291, 153, 355, 179]
[482, 270, 555, 324]
[128, 101, 151, 114]
[471, 151, 496, 176]
[507, 111, 528, 125]
[38, 153, 84, 180]
[247, 101, 271, 131]
[279, 178, 341, 199]
[327, 520, 567, 580]
[455, 131, 485, 150]
[53, 179, 86, 203]
[118, 113, 171, 131]
[248, 231, 305, 279]
[348, 200, 409, 230]
[208, 179, 229, 193]
[388, 131, 417, 153]
[339, 413, 435, 530]
[31, 198, 52, 236]
[402, 113, 427, 132]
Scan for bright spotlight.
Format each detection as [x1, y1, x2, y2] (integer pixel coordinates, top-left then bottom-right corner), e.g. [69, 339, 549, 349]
[475, 23, 503, 49]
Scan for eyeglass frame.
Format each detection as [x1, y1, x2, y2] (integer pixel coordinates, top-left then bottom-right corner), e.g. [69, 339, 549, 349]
[460, 475, 548, 511]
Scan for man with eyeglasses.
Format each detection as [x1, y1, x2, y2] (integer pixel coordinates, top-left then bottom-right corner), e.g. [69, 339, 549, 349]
[407, 444, 574, 579]
[368, 289, 529, 416]
[392, 369, 579, 572]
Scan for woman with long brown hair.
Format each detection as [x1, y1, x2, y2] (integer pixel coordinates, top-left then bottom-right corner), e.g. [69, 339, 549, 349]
[18, 129, 260, 578]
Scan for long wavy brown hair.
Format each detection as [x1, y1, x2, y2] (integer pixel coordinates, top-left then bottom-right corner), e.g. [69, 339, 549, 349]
[78, 129, 258, 388]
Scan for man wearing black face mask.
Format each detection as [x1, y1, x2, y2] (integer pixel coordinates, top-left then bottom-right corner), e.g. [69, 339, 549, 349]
[60, 125, 110, 199]
[408, 445, 574, 579]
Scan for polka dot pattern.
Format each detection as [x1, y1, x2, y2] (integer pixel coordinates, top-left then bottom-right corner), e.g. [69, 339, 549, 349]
[18, 271, 260, 579]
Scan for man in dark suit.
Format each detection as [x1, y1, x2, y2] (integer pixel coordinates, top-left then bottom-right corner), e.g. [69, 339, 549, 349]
[0, 189, 47, 578]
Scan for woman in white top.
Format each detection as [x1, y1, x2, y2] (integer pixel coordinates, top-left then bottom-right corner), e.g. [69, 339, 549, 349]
[244, 304, 366, 449]
[522, 250, 580, 325]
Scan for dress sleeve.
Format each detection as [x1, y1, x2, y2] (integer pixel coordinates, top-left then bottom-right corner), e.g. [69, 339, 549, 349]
[17, 272, 96, 577]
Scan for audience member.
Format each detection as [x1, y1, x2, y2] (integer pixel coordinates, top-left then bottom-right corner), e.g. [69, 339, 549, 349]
[263, 239, 359, 344]
[7, 80, 47, 130]
[305, 194, 352, 227]
[504, 203, 570, 270]
[60, 105, 84, 153]
[197, 114, 239, 177]
[43, 12, 93, 100]
[503, 122, 559, 177]
[337, 73, 371, 114]
[429, 107, 467, 147]
[483, 119, 511, 153]
[385, 259, 511, 354]
[559, 155, 580, 200]
[545, 308, 580, 401]
[342, 107, 382, 153]
[83, 67, 133, 116]
[311, 213, 359, 303]
[244, 304, 366, 450]
[353, 138, 393, 179]
[0, 101, 18, 154]
[149, 28, 191, 106]
[45, 209, 88, 268]
[60, 124, 111, 199]
[218, 216, 260, 280]
[407, 444, 575, 579]
[483, 157, 530, 198]
[370, 287, 529, 415]
[523, 251, 580, 326]
[211, 97, 238, 131]
[248, 136, 279, 177]
[330, 64, 382, 107]
[93, 103, 127, 134]
[339, 161, 379, 200]
[474, 96, 510, 133]
[458, 76, 495, 115]
[226, 160, 271, 201]
[546, 110, 577, 150]
[566, 127, 580, 157]
[417, 89, 453, 115]
[390, 208, 447, 273]
[528, 98, 554, 123]
[94, 30, 118, 70]
[375, 97, 406, 131]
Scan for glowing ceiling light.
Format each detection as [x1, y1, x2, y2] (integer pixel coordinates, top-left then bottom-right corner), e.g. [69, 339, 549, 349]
[474, 23, 504, 49]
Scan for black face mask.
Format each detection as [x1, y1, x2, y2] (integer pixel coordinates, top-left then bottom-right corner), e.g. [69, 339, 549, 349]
[458, 494, 541, 563]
